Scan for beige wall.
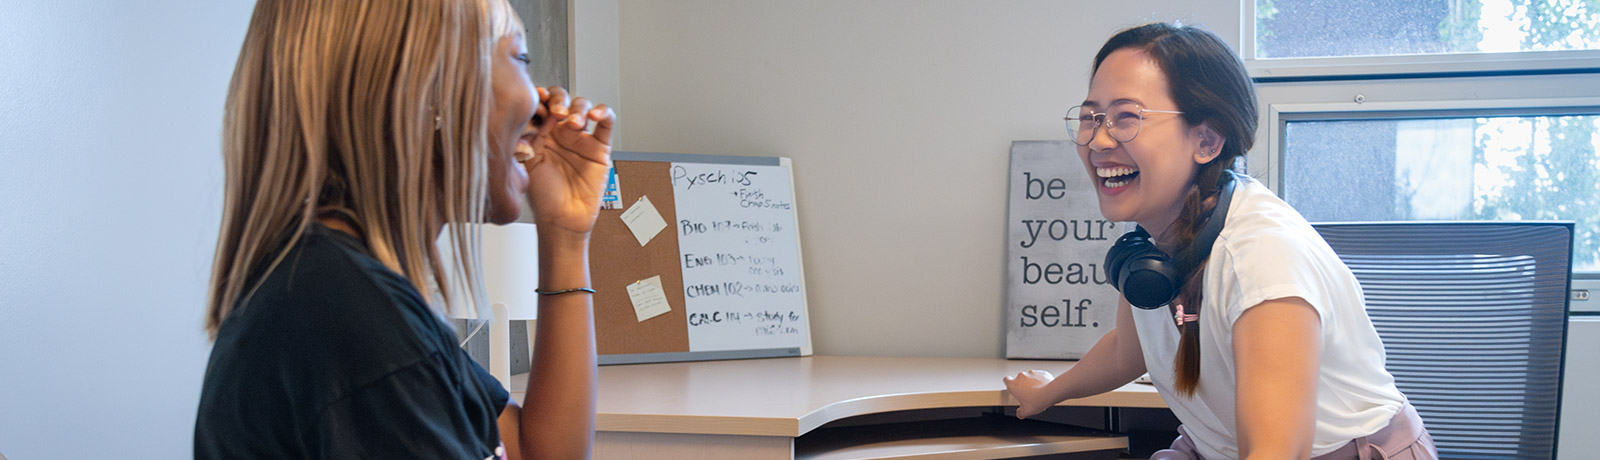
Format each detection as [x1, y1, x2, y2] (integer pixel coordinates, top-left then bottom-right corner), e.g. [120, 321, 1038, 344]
[574, 0, 624, 144]
[613, 0, 1241, 357]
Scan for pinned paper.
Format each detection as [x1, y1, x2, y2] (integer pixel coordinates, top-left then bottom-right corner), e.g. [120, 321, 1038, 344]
[600, 167, 623, 210]
[626, 275, 672, 322]
[620, 196, 669, 246]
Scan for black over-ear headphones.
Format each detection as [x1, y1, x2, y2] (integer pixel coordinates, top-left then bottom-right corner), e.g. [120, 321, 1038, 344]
[1103, 170, 1239, 309]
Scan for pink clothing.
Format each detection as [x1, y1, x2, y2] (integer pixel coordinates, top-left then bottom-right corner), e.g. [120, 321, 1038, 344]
[1150, 402, 1436, 460]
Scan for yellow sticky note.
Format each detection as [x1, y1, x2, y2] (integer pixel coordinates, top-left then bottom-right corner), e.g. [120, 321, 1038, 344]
[626, 275, 672, 322]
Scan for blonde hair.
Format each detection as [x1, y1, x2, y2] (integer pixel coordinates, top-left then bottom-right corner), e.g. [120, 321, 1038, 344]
[207, 0, 527, 338]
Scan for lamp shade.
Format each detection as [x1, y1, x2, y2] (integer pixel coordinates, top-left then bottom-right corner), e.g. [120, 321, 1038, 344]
[478, 222, 541, 390]
[481, 222, 540, 320]
[436, 223, 541, 320]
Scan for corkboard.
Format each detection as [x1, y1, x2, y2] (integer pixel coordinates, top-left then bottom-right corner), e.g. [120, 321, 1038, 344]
[588, 152, 811, 364]
[591, 160, 691, 355]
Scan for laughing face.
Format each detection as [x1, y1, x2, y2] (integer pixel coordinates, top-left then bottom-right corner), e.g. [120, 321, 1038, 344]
[485, 33, 538, 225]
[1077, 48, 1216, 240]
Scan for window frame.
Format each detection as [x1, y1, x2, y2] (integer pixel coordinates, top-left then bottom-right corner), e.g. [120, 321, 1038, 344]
[1259, 97, 1600, 190]
[1242, 0, 1600, 291]
[1242, 1, 1600, 81]
[1257, 94, 1600, 282]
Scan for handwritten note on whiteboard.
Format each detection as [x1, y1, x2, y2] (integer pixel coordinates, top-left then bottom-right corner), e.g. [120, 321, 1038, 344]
[671, 163, 808, 352]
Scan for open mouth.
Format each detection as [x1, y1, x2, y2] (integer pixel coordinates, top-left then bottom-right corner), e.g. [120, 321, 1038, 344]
[1097, 166, 1139, 189]
[514, 136, 536, 163]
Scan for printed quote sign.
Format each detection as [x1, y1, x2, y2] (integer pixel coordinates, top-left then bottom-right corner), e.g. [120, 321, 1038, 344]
[1004, 141, 1130, 359]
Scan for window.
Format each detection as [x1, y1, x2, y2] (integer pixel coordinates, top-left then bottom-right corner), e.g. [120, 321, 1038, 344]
[1256, 0, 1600, 59]
[1249, 0, 1600, 277]
[1280, 110, 1600, 272]
[1247, 0, 1600, 79]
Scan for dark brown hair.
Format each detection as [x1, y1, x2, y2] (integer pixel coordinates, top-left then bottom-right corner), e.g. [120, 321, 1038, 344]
[1091, 22, 1258, 396]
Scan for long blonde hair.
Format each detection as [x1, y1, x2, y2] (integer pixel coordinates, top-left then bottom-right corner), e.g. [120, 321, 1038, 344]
[207, 0, 526, 339]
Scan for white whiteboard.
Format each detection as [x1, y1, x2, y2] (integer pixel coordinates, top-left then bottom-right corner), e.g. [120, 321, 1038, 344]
[672, 161, 810, 352]
[594, 152, 812, 364]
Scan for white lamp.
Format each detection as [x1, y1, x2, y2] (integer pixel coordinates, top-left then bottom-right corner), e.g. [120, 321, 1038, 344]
[480, 222, 540, 390]
[440, 223, 540, 391]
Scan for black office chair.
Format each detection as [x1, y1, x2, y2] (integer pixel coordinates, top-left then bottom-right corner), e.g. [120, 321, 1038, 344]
[1312, 220, 1574, 456]
[1314, 222, 1572, 460]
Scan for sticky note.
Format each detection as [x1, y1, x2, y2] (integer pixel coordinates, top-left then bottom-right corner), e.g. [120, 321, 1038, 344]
[626, 275, 672, 322]
[620, 196, 668, 246]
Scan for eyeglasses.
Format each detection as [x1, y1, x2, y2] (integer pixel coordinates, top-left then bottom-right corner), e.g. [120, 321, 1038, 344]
[1064, 102, 1184, 146]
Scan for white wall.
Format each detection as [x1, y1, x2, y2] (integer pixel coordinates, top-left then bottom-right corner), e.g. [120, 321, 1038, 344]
[615, 0, 1240, 357]
[572, 0, 623, 145]
[0, 2, 252, 458]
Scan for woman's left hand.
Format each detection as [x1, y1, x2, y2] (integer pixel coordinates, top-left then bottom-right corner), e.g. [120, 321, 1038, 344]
[522, 86, 615, 237]
[1003, 369, 1057, 419]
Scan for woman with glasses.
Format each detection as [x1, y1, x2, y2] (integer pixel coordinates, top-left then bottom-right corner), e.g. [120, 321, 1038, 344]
[1003, 23, 1436, 460]
[194, 0, 612, 458]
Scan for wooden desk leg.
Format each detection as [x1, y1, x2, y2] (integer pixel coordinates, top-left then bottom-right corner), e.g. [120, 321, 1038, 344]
[595, 431, 793, 460]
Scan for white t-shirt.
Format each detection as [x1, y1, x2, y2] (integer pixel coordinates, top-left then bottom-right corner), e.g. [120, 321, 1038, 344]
[1130, 176, 1406, 459]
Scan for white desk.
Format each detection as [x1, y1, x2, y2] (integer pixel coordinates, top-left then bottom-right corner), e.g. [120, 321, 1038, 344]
[514, 356, 1166, 459]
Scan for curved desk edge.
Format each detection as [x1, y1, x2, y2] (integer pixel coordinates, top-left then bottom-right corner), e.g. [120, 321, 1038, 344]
[592, 386, 1164, 436]
[796, 387, 1165, 436]
[597, 414, 800, 436]
[577, 356, 1168, 437]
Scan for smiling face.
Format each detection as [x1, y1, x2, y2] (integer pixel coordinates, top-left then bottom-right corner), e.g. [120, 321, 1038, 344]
[1077, 47, 1213, 239]
[484, 33, 537, 225]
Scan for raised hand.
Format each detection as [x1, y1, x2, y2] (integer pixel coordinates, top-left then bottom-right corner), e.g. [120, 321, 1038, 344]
[520, 86, 615, 236]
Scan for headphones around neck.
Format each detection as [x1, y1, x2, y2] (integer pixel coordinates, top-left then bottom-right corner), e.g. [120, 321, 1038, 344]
[1103, 170, 1239, 310]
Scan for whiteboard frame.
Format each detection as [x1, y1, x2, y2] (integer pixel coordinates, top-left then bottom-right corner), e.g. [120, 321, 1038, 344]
[597, 152, 812, 365]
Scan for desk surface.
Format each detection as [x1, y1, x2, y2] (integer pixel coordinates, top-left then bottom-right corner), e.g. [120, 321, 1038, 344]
[514, 355, 1165, 438]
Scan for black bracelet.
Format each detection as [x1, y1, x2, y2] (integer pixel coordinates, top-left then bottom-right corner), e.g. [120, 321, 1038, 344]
[535, 287, 597, 296]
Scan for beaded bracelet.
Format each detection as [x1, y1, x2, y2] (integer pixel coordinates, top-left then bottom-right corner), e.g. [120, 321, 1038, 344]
[535, 287, 597, 296]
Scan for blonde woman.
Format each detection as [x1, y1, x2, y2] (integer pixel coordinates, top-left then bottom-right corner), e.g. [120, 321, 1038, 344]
[194, 0, 613, 458]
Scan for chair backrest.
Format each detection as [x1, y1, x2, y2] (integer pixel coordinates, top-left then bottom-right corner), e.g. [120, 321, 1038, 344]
[1314, 222, 1572, 460]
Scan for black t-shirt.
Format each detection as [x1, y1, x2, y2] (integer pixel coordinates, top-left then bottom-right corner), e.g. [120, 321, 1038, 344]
[195, 224, 509, 460]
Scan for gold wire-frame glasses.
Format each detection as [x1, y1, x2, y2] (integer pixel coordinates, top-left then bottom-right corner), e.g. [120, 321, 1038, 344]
[1064, 102, 1184, 146]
